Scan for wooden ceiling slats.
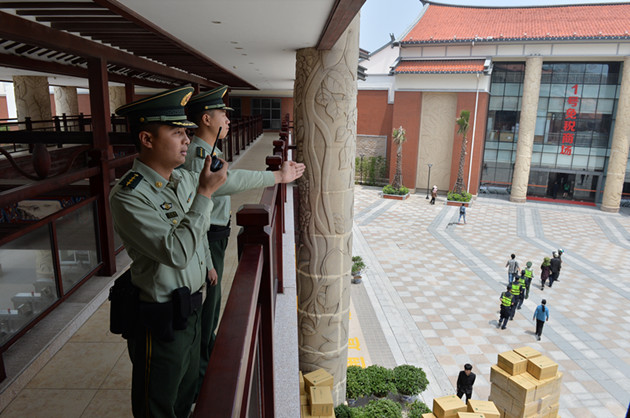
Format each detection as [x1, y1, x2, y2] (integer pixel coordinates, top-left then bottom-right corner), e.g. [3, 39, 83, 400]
[0, 2, 102, 8]
[17, 9, 115, 16]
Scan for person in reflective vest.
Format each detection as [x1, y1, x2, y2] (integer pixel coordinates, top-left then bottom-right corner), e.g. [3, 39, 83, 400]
[523, 261, 534, 299]
[516, 275, 527, 310]
[509, 281, 521, 320]
[498, 285, 514, 330]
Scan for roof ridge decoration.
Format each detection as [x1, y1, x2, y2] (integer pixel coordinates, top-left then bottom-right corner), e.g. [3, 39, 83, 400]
[403, 2, 630, 45]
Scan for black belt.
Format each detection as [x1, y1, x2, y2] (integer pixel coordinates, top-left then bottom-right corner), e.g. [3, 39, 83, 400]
[207, 223, 231, 242]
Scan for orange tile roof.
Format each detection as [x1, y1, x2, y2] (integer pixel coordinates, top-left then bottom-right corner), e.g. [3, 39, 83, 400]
[393, 60, 485, 74]
[403, 3, 630, 44]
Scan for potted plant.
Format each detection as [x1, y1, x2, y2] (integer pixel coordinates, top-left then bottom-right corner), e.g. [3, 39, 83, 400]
[382, 126, 410, 200]
[407, 400, 432, 418]
[351, 256, 366, 284]
[448, 110, 473, 207]
[393, 364, 429, 402]
[346, 365, 370, 404]
[365, 365, 395, 398]
[362, 399, 402, 418]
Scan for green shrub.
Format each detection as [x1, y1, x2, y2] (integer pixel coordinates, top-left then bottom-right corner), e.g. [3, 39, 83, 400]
[407, 400, 432, 417]
[447, 190, 472, 202]
[393, 364, 429, 396]
[382, 184, 409, 196]
[346, 365, 370, 399]
[355, 156, 388, 186]
[351, 256, 366, 275]
[335, 404, 353, 418]
[362, 399, 402, 418]
[365, 365, 395, 398]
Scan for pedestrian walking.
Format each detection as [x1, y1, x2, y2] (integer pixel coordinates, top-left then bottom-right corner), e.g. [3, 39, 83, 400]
[430, 185, 437, 205]
[516, 274, 526, 310]
[555, 248, 564, 282]
[533, 299, 549, 341]
[523, 261, 534, 299]
[509, 279, 522, 320]
[549, 251, 561, 288]
[498, 285, 513, 330]
[456, 364, 476, 403]
[458, 203, 466, 224]
[540, 257, 551, 290]
[506, 254, 520, 285]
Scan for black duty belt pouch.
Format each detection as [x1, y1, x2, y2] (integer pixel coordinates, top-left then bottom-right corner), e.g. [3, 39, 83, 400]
[172, 286, 192, 331]
[108, 270, 138, 340]
[206, 224, 231, 242]
[138, 300, 174, 342]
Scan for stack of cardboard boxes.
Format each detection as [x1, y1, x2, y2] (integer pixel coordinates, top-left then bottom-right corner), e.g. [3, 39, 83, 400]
[489, 347, 562, 418]
[421, 396, 500, 418]
[300, 369, 335, 418]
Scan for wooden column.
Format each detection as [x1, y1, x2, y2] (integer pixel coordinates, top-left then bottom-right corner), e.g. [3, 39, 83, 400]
[88, 57, 116, 276]
[124, 82, 134, 104]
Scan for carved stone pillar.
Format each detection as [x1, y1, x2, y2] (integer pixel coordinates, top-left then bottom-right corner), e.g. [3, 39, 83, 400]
[108, 86, 126, 115]
[510, 57, 543, 203]
[294, 15, 359, 405]
[53, 86, 79, 116]
[601, 56, 630, 212]
[12, 75, 52, 123]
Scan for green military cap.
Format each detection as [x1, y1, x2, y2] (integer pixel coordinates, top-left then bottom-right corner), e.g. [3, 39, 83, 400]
[186, 85, 234, 114]
[115, 86, 197, 128]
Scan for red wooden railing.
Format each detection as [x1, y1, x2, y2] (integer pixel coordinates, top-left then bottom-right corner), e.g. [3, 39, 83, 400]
[194, 126, 291, 417]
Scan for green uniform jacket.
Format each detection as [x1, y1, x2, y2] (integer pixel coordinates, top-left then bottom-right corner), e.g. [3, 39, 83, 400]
[109, 159, 213, 303]
[182, 136, 275, 270]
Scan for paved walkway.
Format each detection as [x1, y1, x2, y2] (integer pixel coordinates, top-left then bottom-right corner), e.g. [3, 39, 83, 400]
[350, 186, 630, 418]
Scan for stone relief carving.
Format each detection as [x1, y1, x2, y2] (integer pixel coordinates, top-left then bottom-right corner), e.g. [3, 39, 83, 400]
[13, 76, 52, 122]
[294, 15, 359, 404]
[53, 86, 79, 117]
[109, 86, 126, 114]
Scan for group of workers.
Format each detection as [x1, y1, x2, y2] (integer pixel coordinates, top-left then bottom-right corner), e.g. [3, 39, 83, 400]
[109, 85, 305, 417]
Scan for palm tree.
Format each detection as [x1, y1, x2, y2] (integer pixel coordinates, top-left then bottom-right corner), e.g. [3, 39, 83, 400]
[453, 110, 470, 194]
[391, 126, 407, 189]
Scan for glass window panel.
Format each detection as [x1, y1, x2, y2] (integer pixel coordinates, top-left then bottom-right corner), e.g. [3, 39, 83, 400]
[533, 143, 544, 152]
[531, 152, 542, 165]
[504, 83, 520, 96]
[535, 117, 547, 136]
[491, 83, 505, 95]
[550, 84, 566, 97]
[489, 96, 503, 110]
[271, 98, 281, 108]
[574, 146, 590, 155]
[572, 154, 589, 169]
[272, 109, 281, 119]
[548, 98, 564, 112]
[541, 152, 557, 167]
[503, 97, 518, 111]
[537, 98, 549, 115]
[579, 98, 597, 113]
[270, 120, 281, 129]
[590, 147, 608, 156]
[498, 142, 516, 150]
[598, 85, 617, 99]
[539, 84, 551, 96]
[0, 225, 58, 346]
[588, 156, 606, 170]
[597, 99, 614, 114]
[582, 85, 599, 98]
[556, 153, 572, 168]
[56, 202, 99, 293]
[497, 150, 513, 163]
[484, 149, 497, 161]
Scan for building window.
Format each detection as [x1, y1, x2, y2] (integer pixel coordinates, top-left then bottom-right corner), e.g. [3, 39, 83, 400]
[252, 98, 281, 129]
[229, 97, 242, 119]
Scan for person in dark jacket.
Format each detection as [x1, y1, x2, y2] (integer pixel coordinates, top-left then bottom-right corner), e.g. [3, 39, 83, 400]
[456, 364, 476, 403]
[540, 257, 551, 290]
[549, 251, 561, 288]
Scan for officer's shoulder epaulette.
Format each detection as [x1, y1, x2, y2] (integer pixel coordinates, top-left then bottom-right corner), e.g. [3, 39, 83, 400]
[120, 172, 143, 189]
[196, 146, 206, 159]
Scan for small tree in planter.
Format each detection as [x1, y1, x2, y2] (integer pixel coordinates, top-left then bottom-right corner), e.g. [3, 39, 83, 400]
[346, 365, 370, 402]
[449, 110, 472, 203]
[382, 126, 409, 198]
[365, 365, 396, 398]
[407, 400, 432, 418]
[362, 399, 402, 418]
[393, 365, 429, 402]
[351, 256, 366, 284]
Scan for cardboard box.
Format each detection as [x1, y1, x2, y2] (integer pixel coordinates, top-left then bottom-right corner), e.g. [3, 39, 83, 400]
[490, 365, 511, 388]
[498, 351, 527, 376]
[467, 399, 500, 418]
[309, 386, 333, 416]
[301, 405, 312, 417]
[534, 373, 557, 398]
[539, 393, 560, 411]
[313, 412, 335, 418]
[422, 414, 438, 418]
[457, 413, 485, 418]
[527, 356, 558, 380]
[433, 395, 467, 418]
[542, 403, 559, 418]
[511, 398, 542, 416]
[551, 372, 563, 394]
[299, 371, 305, 394]
[300, 394, 308, 405]
[304, 369, 334, 390]
[489, 383, 512, 412]
[513, 346, 541, 360]
[507, 373, 537, 404]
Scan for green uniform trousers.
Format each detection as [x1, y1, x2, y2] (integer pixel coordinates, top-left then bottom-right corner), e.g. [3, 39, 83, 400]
[128, 309, 201, 418]
[197, 236, 228, 392]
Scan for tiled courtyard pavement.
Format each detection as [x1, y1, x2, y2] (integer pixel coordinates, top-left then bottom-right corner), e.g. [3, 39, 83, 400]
[350, 186, 630, 418]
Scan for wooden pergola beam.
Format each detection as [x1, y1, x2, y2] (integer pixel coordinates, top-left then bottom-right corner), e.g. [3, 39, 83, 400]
[316, 0, 365, 50]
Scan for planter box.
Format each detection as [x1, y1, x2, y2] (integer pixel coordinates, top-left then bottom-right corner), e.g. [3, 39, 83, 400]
[382, 193, 409, 200]
[446, 199, 472, 207]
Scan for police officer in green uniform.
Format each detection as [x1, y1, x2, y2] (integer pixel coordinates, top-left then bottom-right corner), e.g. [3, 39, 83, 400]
[183, 85, 305, 392]
[110, 86, 228, 418]
[523, 261, 534, 299]
[498, 285, 513, 330]
[509, 279, 522, 320]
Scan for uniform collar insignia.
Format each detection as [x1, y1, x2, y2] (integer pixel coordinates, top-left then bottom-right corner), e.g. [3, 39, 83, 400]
[120, 171, 143, 189]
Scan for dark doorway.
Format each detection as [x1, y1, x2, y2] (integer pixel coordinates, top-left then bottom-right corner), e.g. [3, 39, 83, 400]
[546, 173, 575, 199]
